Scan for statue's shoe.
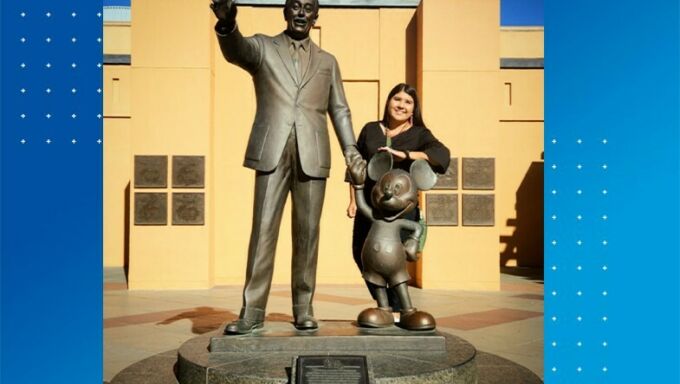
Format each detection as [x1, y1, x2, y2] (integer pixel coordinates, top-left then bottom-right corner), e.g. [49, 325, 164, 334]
[357, 307, 394, 328]
[398, 308, 436, 331]
[294, 315, 319, 330]
[224, 318, 264, 335]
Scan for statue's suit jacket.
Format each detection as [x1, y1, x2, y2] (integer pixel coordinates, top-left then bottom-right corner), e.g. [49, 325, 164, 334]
[217, 27, 356, 178]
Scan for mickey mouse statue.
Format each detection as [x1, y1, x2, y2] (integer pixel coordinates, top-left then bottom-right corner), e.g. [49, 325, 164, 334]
[348, 152, 438, 331]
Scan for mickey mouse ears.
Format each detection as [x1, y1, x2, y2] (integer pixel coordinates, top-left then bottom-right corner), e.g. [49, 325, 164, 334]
[367, 153, 438, 191]
[367, 151, 393, 181]
[410, 159, 437, 190]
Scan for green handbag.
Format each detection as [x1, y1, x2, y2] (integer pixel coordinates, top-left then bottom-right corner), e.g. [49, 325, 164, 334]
[418, 216, 427, 252]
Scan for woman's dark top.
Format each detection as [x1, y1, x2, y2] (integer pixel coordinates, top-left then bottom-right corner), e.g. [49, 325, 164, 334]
[356, 121, 450, 174]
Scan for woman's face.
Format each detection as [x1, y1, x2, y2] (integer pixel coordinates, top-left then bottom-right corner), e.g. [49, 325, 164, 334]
[388, 91, 415, 125]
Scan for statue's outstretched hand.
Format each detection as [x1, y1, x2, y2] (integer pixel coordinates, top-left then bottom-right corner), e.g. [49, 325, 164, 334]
[210, 0, 237, 22]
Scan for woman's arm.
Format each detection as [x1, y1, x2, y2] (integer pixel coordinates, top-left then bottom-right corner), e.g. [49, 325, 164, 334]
[347, 184, 357, 218]
[377, 127, 451, 172]
[417, 128, 451, 173]
[377, 146, 430, 162]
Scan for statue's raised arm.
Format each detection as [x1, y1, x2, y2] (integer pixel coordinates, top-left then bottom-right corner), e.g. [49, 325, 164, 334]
[210, 0, 237, 25]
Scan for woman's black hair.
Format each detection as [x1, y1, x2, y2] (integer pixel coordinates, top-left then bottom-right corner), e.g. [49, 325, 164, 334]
[380, 83, 427, 129]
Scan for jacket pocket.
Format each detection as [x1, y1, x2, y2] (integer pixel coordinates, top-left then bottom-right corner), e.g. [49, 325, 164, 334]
[245, 125, 269, 161]
[315, 130, 331, 169]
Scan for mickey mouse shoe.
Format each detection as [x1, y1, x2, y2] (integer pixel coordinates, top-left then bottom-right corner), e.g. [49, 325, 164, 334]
[398, 308, 436, 331]
[357, 307, 395, 328]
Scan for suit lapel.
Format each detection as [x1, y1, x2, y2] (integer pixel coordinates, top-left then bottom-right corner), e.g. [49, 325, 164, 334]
[272, 33, 298, 84]
[299, 41, 321, 89]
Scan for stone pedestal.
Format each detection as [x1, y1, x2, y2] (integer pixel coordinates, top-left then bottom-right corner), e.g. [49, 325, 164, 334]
[177, 320, 477, 384]
[109, 324, 543, 384]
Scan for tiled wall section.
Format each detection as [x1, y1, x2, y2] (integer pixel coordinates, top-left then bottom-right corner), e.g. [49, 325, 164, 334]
[425, 157, 495, 227]
[133, 155, 205, 226]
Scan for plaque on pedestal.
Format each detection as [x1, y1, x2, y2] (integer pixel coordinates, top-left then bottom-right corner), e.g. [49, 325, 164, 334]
[294, 355, 369, 384]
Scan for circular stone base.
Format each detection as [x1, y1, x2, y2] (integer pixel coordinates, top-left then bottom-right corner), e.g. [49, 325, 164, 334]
[179, 320, 475, 383]
[110, 321, 543, 384]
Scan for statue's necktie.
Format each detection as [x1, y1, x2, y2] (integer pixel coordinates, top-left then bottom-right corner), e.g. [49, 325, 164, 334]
[292, 42, 302, 81]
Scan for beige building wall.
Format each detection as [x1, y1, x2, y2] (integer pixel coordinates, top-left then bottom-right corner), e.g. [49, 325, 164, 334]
[417, 0, 501, 290]
[103, 117, 131, 268]
[498, 28, 544, 267]
[501, 27, 544, 58]
[125, 0, 216, 289]
[103, 22, 131, 55]
[103, 25, 131, 268]
[103, 0, 544, 290]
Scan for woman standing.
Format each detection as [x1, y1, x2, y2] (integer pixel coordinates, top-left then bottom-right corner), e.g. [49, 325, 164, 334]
[347, 83, 450, 311]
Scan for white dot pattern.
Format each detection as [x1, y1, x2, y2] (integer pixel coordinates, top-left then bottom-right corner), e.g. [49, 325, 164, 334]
[547, 135, 610, 379]
[11, 6, 103, 147]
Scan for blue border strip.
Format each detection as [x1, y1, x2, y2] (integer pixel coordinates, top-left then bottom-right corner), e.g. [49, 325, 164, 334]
[545, 0, 679, 382]
[1, 2, 103, 383]
[0, 0, 4, 378]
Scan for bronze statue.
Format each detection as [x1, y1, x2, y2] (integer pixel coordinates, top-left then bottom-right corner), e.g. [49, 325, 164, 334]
[211, 0, 364, 334]
[348, 152, 437, 330]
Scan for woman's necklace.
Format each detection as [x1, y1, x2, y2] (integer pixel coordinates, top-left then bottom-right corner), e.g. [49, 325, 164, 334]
[381, 122, 411, 138]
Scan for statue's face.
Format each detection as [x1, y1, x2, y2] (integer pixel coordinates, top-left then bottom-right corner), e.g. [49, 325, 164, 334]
[371, 170, 418, 221]
[284, 0, 318, 39]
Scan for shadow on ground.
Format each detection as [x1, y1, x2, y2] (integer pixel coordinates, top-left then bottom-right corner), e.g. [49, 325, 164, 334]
[156, 307, 293, 334]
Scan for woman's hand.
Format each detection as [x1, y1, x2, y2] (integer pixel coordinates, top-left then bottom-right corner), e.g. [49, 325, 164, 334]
[379, 147, 432, 163]
[347, 185, 357, 218]
[347, 201, 357, 218]
[378, 146, 407, 161]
